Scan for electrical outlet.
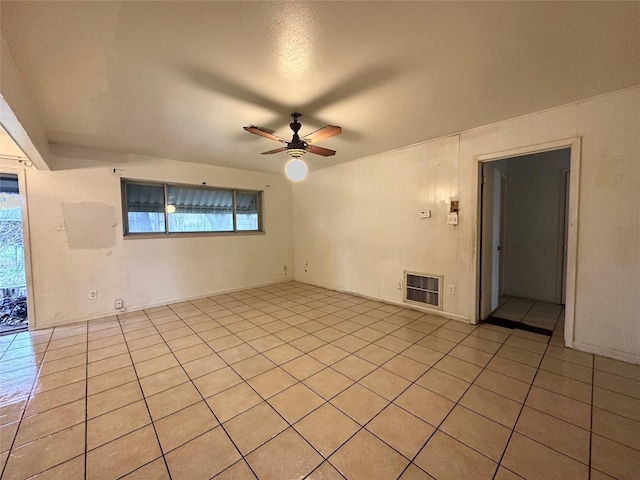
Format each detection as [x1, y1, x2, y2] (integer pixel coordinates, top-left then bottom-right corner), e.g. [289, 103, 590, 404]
[447, 284, 455, 295]
[283, 266, 287, 276]
[115, 299, 123, 309]
[88, 290, 97, 300]
[397, 280, 403, 290]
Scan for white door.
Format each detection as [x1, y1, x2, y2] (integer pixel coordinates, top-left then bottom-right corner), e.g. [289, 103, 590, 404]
[561, 170, 570, 304]
[480, 163, 503, 320]
[498, 174, 507, 297]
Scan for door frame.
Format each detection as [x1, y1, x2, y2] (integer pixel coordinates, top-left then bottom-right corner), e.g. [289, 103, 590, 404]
[479, 163, 505, 320]
[475, 137, 581, 348]
[0, 166, 37, 330]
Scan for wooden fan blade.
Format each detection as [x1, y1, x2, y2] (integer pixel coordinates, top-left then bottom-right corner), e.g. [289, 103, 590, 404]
[302, 125, 342, 144]
[306, 145, 336, 156]
[261, 147, 288, 155]
[244, 126, 287, 143]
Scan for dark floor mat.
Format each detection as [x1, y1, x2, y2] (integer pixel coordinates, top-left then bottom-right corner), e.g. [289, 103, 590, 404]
[484, 315, 552, 336]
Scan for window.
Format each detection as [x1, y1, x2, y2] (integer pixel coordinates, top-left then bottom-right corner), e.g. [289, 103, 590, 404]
[124, 182, 166, 233]
[122, 180, 262, 236]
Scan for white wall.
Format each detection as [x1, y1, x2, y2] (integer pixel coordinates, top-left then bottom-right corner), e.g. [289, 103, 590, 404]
[292, 136, 466, 319]
[501, 150, 571, 303]
[293, 87, 640, 363]
[24, 153, 293, 329]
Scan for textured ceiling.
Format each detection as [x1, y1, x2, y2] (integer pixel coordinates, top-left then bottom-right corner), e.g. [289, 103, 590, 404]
[1, 1, 639, 174]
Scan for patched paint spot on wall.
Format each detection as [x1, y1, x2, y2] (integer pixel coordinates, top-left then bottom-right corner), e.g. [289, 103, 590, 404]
[61, 202, 116, 249]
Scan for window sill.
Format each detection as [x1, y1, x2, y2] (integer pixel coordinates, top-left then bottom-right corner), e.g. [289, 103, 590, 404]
[123, 230, 265, 240]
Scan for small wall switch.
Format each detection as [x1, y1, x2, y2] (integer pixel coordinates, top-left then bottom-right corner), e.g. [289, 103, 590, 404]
[397, 280, 403, 290]
[447, 213, 459, 225]
[56, 221, 65, 231]
[419, 210, 431, 219]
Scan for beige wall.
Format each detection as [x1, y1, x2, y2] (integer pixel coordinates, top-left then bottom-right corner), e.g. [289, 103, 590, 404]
[292, 87, 640, 363]
[23, 153, 293, 329]
[291, 135, 465, 318]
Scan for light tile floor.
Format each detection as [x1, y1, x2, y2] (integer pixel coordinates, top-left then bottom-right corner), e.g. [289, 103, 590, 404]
[1, 282, 639, 480]
[493, 297, 564, 331]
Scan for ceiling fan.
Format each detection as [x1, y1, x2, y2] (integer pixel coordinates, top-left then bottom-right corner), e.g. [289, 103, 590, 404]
[244, 113, 341, 159]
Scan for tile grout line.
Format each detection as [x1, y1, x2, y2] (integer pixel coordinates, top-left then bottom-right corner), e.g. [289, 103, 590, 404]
[327, 317, 486, 474]
[205, 287, 363, 476]
[116, 312, 175, 480]
[490, 338, 553, 479]
[394, 323, 512, 479]
[593, 367, 640, 385]
[4, 283, 638, 479]
[175, 292, 385, 475]
[0, 332, 18, 361]
[174, 284, 632, 472]
[336, 331, 477, 478]
[521, 299, 562, 329]
[208, 294, 415, 477]
[163, 302, 264, 479]
[5, 330, 94, 475]
[204, 286, 568, 475]
[164, 294, 407, 477]
[5, 294, 492, 478]
[451, 319, 636, 474]
[433, 337, 582, 465]
[0, 326, 527, 396]
[0, 329, 66, 479]
[170, 299, 276, 479]
[6, 284, 410, 476]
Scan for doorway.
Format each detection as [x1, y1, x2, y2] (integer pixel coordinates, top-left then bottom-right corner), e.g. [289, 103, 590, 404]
[479, 147, 573, 334]
[0, 173, 28, 334]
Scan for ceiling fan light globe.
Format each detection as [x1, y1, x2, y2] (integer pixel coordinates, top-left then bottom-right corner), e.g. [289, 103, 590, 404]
[285, 159, 308, 182]
[287, 148, 306, 158]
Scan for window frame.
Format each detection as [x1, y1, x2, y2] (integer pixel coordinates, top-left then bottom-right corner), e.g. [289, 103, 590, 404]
[121, 179, 264, 237]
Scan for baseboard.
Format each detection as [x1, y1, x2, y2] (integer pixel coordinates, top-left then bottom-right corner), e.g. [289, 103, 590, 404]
[570, 341, 640, 365]
[33, 277, 293, 330]
[293, 278, 472, 324]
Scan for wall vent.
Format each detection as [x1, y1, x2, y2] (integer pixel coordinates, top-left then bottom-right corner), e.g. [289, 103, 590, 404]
[404, 271, 443, 310]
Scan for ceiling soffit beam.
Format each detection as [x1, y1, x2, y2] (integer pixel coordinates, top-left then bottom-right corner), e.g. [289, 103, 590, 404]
[0, 34, 51, 171]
